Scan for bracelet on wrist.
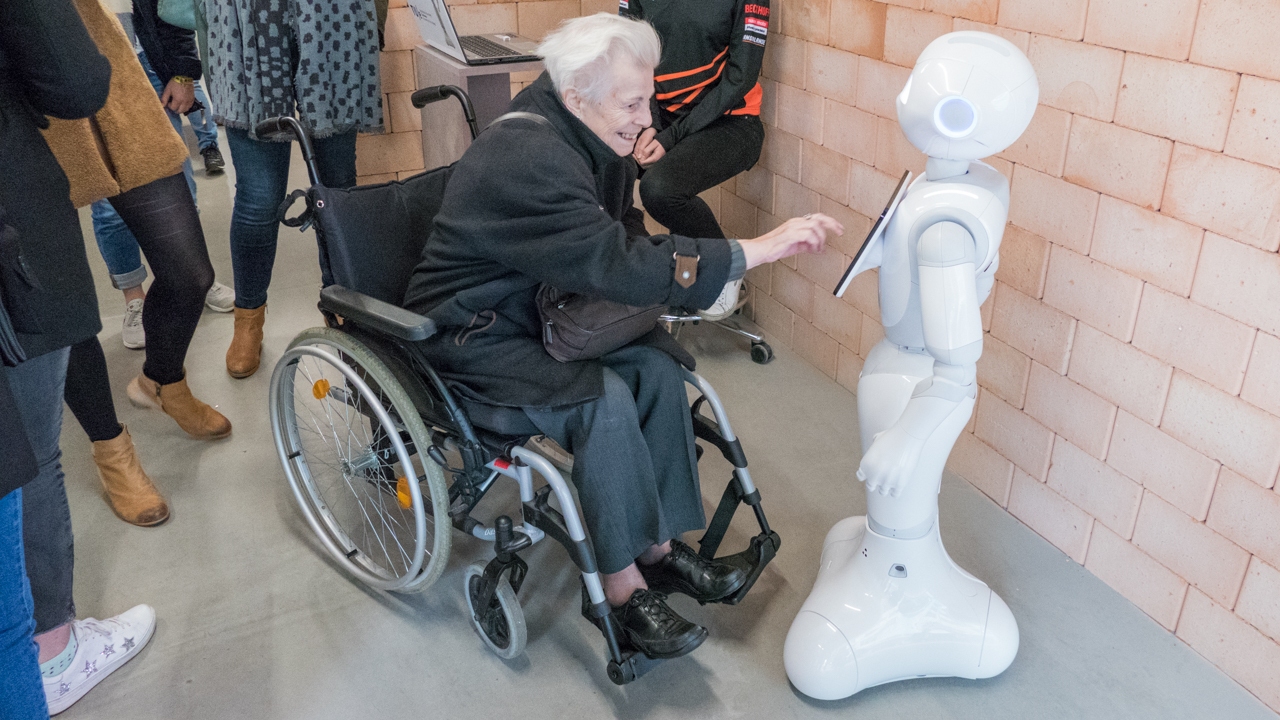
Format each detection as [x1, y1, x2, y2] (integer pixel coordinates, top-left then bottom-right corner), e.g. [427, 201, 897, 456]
[172, 75, 194, 85]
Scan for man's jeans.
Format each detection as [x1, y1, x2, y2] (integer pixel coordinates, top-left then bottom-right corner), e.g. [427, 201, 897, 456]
[90, 49, 204, 290]
[225, 126, 356, 309]
[0, 488, 48, 719]
[4, 348, 76, 635]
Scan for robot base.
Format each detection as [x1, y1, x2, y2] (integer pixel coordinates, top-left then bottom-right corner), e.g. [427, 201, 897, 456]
[784, 516, 1018, 700]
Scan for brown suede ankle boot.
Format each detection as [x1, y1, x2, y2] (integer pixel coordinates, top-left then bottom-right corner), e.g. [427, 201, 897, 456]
[226, 304, 266, 378]
[93, 425, 169, 527]
[128, 373, 232, 440]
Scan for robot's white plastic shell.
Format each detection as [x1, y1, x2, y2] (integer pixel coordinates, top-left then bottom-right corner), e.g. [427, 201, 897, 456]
[896, 31, 1038, 161]
[785, 30, 1035, 701]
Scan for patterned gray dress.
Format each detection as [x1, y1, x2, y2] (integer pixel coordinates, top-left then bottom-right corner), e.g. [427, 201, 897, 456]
[204, 0, 383, 140]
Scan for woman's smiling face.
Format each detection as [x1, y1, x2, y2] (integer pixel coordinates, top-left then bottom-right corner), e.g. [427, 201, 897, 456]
[572, 57, 654, 156]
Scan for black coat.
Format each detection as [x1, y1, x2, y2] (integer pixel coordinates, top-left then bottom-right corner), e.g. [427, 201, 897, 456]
[132, 0, 202, 86]
[0, 0, 110, 496]
[0, 0, 110, 361]
[402, 74, 733, 410]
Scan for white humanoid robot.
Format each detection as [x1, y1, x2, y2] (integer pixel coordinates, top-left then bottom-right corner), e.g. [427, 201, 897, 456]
[784, 31, 1039, 701]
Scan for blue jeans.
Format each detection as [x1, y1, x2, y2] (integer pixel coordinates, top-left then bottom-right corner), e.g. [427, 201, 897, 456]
[225, 127, 357, 309]
[0, 488, 47, 720]
[90, 49, 201, 290]
[4, 348, 76, 636]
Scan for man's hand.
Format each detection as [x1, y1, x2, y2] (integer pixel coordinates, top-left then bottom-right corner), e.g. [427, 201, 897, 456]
[856, 426, 925, 497]
[161, 79, 195, 114]
[632, 128, 666, 167]
[739, 213, 843, 269]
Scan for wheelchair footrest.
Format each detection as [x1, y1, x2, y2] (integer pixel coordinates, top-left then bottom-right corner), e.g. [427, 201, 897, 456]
[607, 650, 665, 686]
[705, 530, 780, 606]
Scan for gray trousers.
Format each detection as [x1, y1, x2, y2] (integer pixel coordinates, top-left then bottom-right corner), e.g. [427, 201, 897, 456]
[3, 348, 76, 634]
[521, 346, 705, 574]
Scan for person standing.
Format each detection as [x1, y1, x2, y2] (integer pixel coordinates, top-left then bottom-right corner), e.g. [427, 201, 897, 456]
[0, 0, 157, 714]
[203, 0, 383, 379]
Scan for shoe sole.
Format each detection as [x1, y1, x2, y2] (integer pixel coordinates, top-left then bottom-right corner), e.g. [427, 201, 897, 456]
[46, 614, 156, 715]
[227, 363, 259, 379]
[204, 302, 234, 313]
[122, 338, 145, 349]
[106, 500, 170, 527]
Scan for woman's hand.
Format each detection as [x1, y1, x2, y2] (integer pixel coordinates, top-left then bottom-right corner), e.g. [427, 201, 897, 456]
[632, 128, 666, 167]
[740, 213, 843, 270]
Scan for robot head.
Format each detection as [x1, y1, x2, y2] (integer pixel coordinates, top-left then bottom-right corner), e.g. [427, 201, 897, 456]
[896, 31, 1038, 161]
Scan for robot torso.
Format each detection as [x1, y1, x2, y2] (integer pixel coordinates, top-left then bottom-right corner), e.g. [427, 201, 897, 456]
[877, 161, 1009, 352]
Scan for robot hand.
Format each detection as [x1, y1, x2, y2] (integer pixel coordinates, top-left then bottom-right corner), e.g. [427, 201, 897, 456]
[856, 425, 926, 497]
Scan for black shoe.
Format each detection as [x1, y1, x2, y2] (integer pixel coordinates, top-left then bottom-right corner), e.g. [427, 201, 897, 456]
[639, 539, 747, 604]
[201, 145, 225, 175]
[613, 589, 708, 659]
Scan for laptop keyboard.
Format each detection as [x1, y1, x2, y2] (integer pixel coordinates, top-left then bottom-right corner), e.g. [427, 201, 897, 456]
[461, 35, 523, 59]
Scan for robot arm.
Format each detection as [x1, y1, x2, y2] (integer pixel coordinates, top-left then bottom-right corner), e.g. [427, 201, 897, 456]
[858, 220, 981, 497]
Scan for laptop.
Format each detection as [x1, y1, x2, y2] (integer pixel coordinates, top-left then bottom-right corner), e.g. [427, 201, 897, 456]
[408, 0, 540, 65]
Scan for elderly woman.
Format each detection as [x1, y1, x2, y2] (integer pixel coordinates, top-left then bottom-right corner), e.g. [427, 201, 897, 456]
[402, 13, 841, 660]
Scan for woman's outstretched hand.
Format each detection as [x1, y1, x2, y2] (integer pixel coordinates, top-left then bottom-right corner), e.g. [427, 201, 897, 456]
[740, 213, 843, 270]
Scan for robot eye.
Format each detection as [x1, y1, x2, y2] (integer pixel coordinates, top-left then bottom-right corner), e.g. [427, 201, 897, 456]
[933, 96, 978, 138]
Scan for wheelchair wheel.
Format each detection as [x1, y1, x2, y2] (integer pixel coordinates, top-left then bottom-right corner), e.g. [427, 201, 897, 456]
[270, 328, 451, 593]
[463, 563, 527, 660]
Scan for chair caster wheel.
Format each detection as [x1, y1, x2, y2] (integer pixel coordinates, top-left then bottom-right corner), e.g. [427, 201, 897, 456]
[607, 660, 635, 685]
[750, 341, 773, 365]
[464, 563, 527, 659]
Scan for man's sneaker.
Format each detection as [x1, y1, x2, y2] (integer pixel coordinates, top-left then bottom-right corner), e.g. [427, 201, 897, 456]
[701, 278, 743, 321]
[43, 605, 157, 715]
[201, 145, 225, 175]
[122, 298, 145, 349]
[204, 281, 235, 313]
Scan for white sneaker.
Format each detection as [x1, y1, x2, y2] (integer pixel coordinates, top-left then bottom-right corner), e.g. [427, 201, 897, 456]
[121, 299, 145, 349]
[43, 604, 157, 715]
[702, 278, 743, 321]
[204, 281, 235, 313]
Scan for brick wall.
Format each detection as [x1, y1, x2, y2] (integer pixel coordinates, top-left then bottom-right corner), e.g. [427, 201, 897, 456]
[363, 0, 1280, 710]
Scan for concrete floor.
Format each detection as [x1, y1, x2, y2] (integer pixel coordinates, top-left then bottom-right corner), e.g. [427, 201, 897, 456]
[54, 134, 1277, 719]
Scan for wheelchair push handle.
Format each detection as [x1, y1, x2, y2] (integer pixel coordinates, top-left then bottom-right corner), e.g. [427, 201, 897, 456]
[411, 85, 479, 141]
[252, 116, 321, 187]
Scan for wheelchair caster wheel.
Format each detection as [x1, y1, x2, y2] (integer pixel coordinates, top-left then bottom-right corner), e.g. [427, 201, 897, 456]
[464, 563, 526, 659]
[750, 341, 773, 365]
[607, 660, 634, 685]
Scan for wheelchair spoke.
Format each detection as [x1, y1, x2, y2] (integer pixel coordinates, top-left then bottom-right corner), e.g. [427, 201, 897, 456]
[286, 353, 429, 580]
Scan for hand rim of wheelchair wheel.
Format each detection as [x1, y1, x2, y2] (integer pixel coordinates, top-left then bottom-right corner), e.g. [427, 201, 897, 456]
[269, 328, 452, 594]
[463, 563, 527, 660]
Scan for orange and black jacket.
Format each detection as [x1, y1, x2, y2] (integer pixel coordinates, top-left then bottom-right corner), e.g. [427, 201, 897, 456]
[620, 0, 768, 151]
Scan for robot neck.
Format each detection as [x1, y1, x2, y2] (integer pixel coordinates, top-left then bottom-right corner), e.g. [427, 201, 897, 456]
[925, 157, 970, 181]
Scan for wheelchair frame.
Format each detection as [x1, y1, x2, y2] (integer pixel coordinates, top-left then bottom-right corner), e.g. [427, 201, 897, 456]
[258, 92, 781, 684]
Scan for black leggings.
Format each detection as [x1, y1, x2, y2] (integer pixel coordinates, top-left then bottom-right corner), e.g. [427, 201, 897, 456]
[639, 114, 764, 239]
[106, 171, 215, 384]
[63, 172, 214, 442]
[64, 336, 121, 443]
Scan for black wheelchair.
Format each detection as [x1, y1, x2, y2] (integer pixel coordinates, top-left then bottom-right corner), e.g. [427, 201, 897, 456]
[259, 86, 780, 685]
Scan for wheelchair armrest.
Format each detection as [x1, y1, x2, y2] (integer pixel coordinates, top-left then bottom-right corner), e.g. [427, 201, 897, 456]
[319, 285, 438, 342]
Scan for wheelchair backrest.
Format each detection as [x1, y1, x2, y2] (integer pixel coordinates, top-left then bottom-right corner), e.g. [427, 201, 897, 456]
[309, 165, 454, 306]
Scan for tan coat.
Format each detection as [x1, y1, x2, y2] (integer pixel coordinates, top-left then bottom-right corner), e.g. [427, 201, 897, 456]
[39, 0, 189, 208]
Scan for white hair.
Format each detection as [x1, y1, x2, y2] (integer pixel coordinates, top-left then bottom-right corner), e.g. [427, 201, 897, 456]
[537, 13, 661, 104]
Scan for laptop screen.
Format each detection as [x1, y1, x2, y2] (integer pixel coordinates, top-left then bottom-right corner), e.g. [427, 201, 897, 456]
[408, 0, 467, 63]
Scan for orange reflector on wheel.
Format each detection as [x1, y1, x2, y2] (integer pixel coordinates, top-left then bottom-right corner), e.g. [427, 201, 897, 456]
[396, 476, 412, 509]
[312, 378, 330, 400]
